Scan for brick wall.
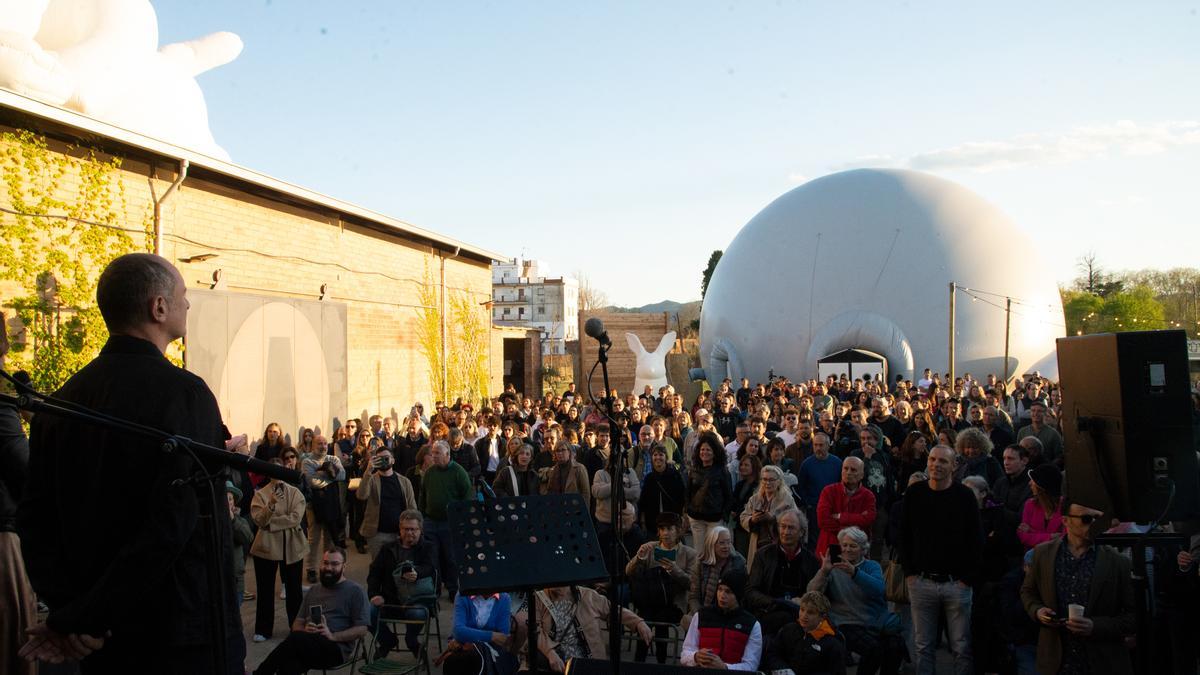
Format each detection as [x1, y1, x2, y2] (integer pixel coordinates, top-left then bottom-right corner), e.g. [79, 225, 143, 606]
[576, 312, 673, 397]
[0, 124, 497, 430]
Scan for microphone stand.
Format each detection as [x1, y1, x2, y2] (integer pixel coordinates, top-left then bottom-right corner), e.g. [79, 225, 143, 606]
[584, 334, 627, 675]
[2, 369, 301, 674]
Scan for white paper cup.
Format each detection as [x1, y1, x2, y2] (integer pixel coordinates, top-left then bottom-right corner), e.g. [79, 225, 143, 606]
[1068, 603, 1085, 620]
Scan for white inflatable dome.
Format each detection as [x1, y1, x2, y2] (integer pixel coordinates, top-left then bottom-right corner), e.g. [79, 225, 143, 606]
[699, 168, 1064, 388]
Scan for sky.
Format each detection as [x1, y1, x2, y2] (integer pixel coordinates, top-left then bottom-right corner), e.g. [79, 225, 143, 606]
[158, 2, 1200, 307]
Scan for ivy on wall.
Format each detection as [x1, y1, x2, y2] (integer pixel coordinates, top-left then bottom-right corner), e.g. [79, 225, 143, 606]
[0, 130, 152, 392]
[415, 259, 490, 407]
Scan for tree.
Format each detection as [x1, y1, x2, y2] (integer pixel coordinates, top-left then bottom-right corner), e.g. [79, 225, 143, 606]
[576, 271, 609, 313]
[701, 250, 723, 299]
[1061, 286, 1166, 335]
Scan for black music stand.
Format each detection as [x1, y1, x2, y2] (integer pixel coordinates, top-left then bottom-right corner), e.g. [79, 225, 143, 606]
[448, 493, 608, 674]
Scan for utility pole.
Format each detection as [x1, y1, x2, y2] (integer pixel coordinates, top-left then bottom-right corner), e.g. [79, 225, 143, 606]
[948, 282, 956, 382]
[1003, 297, 1012, 384]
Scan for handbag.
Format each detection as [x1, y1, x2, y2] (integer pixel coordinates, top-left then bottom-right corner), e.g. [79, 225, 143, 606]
[883, 557, 908, 604]
[393, 565, 437, 603]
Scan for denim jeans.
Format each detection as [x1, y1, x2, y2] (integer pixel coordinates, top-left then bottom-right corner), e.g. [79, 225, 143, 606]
[425, 520, 457, 594]
[907, 576, 972, 675]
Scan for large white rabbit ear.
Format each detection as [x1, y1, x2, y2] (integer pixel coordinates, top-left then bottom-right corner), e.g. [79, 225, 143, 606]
[652, 331, 677, 357]
[625, 332, 647, 355]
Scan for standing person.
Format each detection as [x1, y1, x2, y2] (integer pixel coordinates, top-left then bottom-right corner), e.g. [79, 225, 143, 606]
[301, 434, 344, 584]
[1016, 402, 1064, 467]
[418, 440, 473, 599]
[991, 444, 1032, 518]
[739, 465, 798, 567]
[492, 437, 539, 497]
[686, 431, 734, 550]
[0, 313, 35, 675]
[345, 427, 375, 554]
[797, 432, 842, 548]
[394, 414, 427, 476]
[900, 445, 984, 675]
[17, 254, 244, 673]
[638, 444, 687, 533]
[355, 447, 417, 560]
[592, 441, 643, 573]
[853, 425, 894, 560]
[1020, 497, 1136, 674]
[250, 451, 309, 643]
[473, 415, 504, 484]
[814, 456, 877, 557]
[1017, 464, 1064, 551]
[540, 440, 591, 500]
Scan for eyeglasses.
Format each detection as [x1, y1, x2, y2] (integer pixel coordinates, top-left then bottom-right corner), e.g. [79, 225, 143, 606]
[1065, 513, 1099, 525]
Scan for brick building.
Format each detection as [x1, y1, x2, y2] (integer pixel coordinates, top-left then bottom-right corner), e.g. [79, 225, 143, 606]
[0, 89, 514, 443]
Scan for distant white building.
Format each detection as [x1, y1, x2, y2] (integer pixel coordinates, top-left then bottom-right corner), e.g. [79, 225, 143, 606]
[492, 258, 579, 355]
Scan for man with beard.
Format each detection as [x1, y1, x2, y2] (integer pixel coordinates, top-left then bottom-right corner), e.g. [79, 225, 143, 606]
[870, 398, 906, 451]
[713, 395, 741, 442]
[18, 254, 244, 673]
[254, 549, 369, 674]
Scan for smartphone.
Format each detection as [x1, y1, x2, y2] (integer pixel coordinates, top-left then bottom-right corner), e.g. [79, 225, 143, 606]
[309, 605, 323, 626]
[828, 544, 842, 563]
[653, 547, 678, 562]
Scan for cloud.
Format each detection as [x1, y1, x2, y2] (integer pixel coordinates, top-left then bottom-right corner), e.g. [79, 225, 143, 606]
[829, 120, 1200, 173]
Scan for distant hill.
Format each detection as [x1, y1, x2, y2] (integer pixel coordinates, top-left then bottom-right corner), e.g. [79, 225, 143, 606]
[605, 300, 702, 332]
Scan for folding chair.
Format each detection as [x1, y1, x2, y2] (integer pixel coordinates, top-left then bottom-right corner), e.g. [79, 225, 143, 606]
[321, 635, 366, 674]
[360, 604, 432, 675]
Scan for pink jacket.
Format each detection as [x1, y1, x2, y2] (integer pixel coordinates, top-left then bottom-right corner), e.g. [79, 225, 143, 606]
[1018, 497, 1063, 549]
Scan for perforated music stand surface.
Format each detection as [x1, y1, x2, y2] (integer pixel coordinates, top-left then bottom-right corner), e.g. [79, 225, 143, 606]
[448, 494, 607, 594]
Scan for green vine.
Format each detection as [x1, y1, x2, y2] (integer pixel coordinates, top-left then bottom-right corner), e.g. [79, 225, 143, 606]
[415, 259, 490, 406]
[0, 130, 153, 392]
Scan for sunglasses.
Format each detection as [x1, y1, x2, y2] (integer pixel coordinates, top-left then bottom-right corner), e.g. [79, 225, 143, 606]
[1065, 513, 1099, 525]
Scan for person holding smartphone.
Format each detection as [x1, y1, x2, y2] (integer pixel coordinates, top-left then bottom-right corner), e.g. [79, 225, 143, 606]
[627, 513, 697, 663]
[808, 526, 901, 675]
[254, 548, 370, 675]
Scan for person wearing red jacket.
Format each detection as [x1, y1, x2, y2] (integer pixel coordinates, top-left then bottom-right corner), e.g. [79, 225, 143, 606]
[815, 456, 876, 556]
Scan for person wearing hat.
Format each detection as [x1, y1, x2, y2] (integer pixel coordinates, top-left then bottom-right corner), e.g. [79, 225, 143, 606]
[681, 569, 762, 671]
[1017, 464, 1064, 551]
[225, 481, 254, 607]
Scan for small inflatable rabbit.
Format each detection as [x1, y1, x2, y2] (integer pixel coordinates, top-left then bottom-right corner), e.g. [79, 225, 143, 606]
[625, 331, 676, 394]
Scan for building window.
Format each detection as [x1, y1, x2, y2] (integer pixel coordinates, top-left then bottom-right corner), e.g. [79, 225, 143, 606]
[518, 307, 525, 317]
[503, 308, 510, 316]
[537, 306, 545, 315]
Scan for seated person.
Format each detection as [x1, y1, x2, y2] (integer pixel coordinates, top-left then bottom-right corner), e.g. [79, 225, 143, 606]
[744, 507, 821, 635]
[807, 526, 902, 675]
[366, 509, 439, 659]
[626, 512, 697, 663]
[763, 591, 847, 675]
[535, 585, 653, 672]
[253, 548, 370, 675]
[681, 570, 762, 671]
[439, 591, 516, 675]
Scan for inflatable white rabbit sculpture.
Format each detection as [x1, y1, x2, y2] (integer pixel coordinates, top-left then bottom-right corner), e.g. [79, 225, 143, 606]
[625, 331, 676, 394]
[0, 0, 242, 159]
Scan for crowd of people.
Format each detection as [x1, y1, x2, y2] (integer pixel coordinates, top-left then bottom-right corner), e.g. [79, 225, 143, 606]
[213, 368, 1200, 674]
[4, 253, 1200, 675]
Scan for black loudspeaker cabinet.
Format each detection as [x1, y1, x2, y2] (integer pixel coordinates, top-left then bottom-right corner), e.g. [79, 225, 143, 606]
[1056, 329, 1198, 522]
[564, 657, 730, 675]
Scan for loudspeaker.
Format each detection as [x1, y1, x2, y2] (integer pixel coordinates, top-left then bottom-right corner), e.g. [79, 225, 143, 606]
[1057, 329, 1198, 522]
[565, 658, 729, 675]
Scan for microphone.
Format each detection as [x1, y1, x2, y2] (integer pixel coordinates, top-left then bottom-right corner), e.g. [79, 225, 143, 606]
[584, 317, 611, 347]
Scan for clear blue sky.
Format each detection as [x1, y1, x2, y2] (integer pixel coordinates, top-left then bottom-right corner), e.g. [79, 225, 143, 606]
[159, 1, 1200, 307]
